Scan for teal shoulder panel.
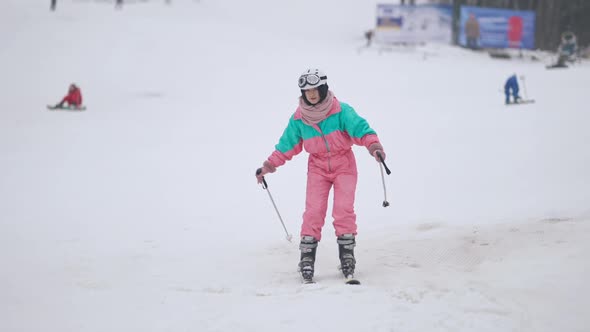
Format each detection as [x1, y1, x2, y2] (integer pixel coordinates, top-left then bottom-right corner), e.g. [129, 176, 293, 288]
[338, 102, 376, 138]
[275, 114, 302, 153]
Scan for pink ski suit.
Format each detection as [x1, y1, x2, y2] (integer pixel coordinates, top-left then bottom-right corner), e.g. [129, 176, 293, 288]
[264, 96, 382, 241]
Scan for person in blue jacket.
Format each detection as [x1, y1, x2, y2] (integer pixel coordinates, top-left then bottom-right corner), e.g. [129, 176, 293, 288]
[504, 74, 521, 104]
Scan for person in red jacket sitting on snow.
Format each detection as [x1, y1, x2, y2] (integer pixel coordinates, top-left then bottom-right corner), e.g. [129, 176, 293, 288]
[55, 83, 83, 108]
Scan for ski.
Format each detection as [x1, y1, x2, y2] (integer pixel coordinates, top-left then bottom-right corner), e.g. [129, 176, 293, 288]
[344, 275, 361, 285]
[301, 276, 359, 285]
[302, 278, 315, 285]
[506, 99, 535, 105]
[546, 64, 568, 69]
[47, 105, 87, 111]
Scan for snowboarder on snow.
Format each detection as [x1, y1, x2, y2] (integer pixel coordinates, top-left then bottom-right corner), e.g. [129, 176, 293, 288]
[255, 68, 386, 283]
[53, 83, 83, 109]
[504, 75, 521, 104]
[554, 31, 578, 68]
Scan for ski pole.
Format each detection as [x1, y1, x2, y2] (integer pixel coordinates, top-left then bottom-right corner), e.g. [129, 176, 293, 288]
[520, 75, 529, 100]
[376, 152, 390, 207]
[256, 168, 293, 242]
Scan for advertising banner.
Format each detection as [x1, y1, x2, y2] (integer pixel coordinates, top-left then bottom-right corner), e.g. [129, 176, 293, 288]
[459, 6, 536, 49]
[375, 4, 453, 44]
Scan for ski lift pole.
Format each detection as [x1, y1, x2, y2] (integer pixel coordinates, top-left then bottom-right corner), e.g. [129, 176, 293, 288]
[376, 152, 391, 207]
[256, 168, 293, 242]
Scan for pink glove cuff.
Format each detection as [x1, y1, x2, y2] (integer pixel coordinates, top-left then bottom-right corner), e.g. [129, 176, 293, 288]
[263, 160, 276, 173]
[368, 143, 384, 156]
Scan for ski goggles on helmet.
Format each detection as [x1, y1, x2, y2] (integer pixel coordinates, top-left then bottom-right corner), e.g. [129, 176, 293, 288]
[298, 74, 327, 89]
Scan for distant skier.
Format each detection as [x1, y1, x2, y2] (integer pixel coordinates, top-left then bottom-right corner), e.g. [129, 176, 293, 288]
[53, 83, 83, 109]
[255, 68, 386, 284]
[364, 29, 374, 47]
[465, 14, 480, 50]
[504, 74, 521, 104]
[50, 0, 56, 11]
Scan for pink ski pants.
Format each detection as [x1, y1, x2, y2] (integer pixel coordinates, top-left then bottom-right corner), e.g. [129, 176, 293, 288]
[300, 156, 358, 241]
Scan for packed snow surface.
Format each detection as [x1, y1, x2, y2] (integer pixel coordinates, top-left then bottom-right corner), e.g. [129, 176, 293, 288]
[1, 1, 589, 331]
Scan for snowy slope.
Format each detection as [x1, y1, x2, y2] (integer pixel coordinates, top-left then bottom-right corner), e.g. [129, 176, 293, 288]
[1, 1, 589, 332]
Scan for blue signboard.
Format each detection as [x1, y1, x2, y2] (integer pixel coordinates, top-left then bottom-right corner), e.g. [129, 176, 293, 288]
[459, 6, 536, 49]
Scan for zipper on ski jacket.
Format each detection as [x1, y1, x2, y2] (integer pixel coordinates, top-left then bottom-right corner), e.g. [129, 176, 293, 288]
[313, 123, 332, 172]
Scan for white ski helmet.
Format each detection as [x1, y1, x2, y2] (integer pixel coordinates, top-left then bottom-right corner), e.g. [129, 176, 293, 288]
[298, 68, 328, 90]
